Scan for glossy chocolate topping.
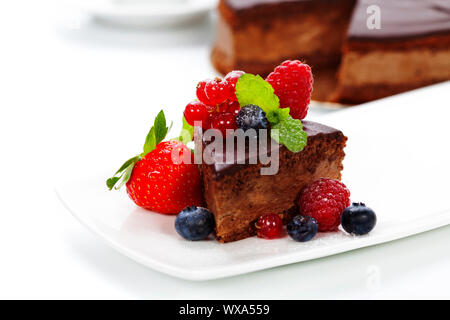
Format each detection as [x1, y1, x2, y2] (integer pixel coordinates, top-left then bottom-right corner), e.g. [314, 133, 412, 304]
[226, 0, 312, 10]
[348, 0, 450, 40]
[201, 120, 344, 177]
[225, 0, 450, 40]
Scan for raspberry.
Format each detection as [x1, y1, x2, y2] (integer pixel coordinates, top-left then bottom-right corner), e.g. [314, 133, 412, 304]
[210, 112, 237, 136]
[204, 78, 232, 106]
[256, 213, 283, 239]
[298, 178, 350, 232]
[184, 101, 209, 128]
[224, 70, 245, 101]
[266, 60, 313, 120]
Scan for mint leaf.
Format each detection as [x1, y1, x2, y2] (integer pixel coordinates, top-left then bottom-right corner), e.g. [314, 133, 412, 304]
[266, 107, 290, 124]
[235, 74, 279, 114]
[178, 116, 194, 145]
[271, 116, 307, 153]
[142, 110, 170, 156]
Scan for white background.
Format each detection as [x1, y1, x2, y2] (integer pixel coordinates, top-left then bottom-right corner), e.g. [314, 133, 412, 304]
[0, 0, 449, 299]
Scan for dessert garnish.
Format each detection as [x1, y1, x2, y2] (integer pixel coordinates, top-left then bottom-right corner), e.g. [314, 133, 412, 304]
[175, 206, 215, 241]
[298, 178, 351, 232]
[287, 216, 319, 242]
[255, 213, 284, 239]
[106, 110, 203, 214]
[341, 203, 377, 235]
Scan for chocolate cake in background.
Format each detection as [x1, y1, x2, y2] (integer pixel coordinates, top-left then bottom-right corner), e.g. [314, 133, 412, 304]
[331, 0, 450, 103]
[211, 0, 450, 104]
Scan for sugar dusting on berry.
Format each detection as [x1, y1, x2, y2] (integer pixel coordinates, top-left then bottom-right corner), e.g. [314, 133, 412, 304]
[266, 60, 313, 120]
[298, 178, 350, 232]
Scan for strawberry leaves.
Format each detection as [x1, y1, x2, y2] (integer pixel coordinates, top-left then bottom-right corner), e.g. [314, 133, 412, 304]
[142, 110, 170, 157]
[107, 110, 170, 191]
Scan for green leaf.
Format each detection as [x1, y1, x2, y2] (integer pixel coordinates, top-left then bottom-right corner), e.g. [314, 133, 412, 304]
[114, 155, 140, 175]
[153, 110, 168, 144]
[271, 116, 308, 153]
[177, 116, 194, 145]
[235, 74, 279, 114]
[142, 110, 170, 156]
[266, 107, 290, 124]
[106, 177, 120, 190]
[143, 127, 156, 155]
[106, 156, 140, 190]
[114, 163, 135, 190]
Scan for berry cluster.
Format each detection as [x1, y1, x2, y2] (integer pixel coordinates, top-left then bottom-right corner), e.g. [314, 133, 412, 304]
[184, 60, 314, 138]
[184, 71, 245, 134]
[254, 178, 376, 242]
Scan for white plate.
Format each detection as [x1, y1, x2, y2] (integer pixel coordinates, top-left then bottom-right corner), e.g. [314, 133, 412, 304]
[57, 82, 450, 280]
[66, 0, 216, 27]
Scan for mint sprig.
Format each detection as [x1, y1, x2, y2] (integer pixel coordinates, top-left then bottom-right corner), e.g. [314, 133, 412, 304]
[236, 74, 279, 114]
[106, 110, 170, 191]
[235, 74, 308, 153]
[271, 116, 307, 153]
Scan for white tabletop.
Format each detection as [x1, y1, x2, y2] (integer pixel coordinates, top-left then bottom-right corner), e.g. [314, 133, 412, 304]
[1, 0, 449, 299]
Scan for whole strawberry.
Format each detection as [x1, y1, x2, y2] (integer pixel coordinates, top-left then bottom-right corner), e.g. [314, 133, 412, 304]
[107, 110, 203, 214]
[298, 178, 350, 232]
[266, 60, 313, 120]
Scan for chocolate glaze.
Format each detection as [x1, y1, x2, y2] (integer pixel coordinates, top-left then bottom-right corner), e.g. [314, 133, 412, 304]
[349, 0, 450, 40]
[201, 120, 344, 178]
[225, 0, 450, 40]
[226, 0, 313, 10]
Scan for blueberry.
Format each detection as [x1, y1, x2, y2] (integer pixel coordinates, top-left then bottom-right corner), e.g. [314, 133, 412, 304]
[341, 203, 377, 235]
[235, 104, 269, 132]
[287, 215, 318, 242]
[175, 206, 215, 241]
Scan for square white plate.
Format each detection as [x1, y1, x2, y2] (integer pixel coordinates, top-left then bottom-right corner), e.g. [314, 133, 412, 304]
[57, 82, 450, 281]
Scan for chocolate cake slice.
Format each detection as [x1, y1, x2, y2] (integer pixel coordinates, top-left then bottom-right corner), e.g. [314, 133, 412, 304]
[331, 0, 450, 103]
[199, 121, 347, 243]
[212, 0, 450, 104]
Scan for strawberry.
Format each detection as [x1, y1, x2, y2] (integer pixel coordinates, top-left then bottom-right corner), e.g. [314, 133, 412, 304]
[107, 110, 203, 214]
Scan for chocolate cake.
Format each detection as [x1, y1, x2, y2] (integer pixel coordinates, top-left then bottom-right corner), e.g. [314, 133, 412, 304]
[199, 121, 347, 243]
[331, 0, 450, 103]
[212, 0, 450, 103]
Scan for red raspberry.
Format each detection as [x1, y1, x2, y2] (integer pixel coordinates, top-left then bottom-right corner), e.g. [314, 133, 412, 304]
[210, 112, 237, 136]
[266, 60, 313, 120]
[256, 213, 283, 239]
[184, 101, 209, 128]
[204, 78, 232, 106]
[224, 70, 245, 101]
[298, 178, 350, 232]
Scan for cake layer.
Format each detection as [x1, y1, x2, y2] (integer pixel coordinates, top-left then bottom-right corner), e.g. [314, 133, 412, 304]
[212, 0, 355, 77]
[332, 33, 450, 103]
[200, 121, 347, 242]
